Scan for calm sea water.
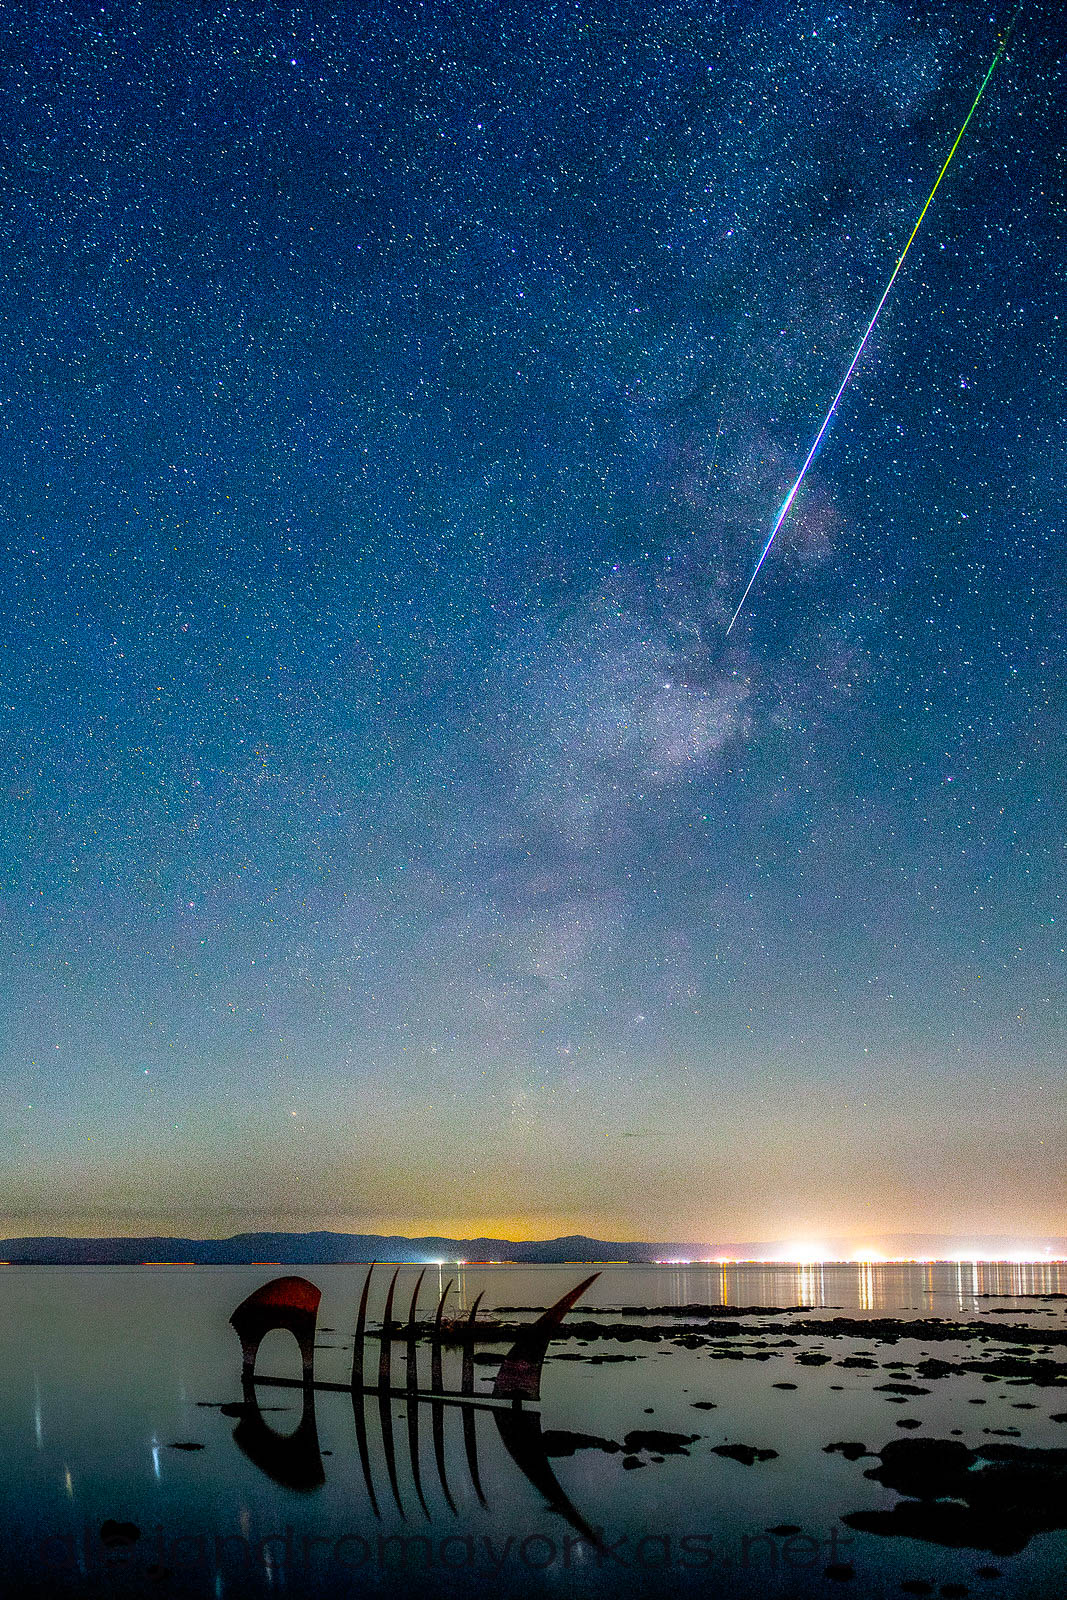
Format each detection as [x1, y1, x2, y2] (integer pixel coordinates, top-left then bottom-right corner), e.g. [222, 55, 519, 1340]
[1, 1263, 1064, 1598]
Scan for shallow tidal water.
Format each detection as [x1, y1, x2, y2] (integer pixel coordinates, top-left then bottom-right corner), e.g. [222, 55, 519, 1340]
[2, 1262, 1065, 1598]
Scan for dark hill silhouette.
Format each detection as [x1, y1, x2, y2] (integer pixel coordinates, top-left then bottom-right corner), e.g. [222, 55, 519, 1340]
[0, 1232, 706, 1265]
[0, 1231, 1062, 1265]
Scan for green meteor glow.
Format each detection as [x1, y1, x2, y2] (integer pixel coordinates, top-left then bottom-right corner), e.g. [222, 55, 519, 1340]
[726, 8, 1022, 636]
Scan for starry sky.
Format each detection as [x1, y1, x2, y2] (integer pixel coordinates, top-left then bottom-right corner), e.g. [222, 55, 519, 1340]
[0, 0, 1063, 1244]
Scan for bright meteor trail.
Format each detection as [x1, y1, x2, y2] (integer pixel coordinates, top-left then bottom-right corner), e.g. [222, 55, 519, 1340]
[726, 14, 1020, 635]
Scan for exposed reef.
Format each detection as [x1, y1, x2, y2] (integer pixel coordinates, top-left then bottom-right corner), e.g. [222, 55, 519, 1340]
[845, 1437, 1067, 1555]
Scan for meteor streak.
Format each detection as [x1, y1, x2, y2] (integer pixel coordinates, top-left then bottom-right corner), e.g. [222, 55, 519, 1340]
[726, 12, 1021, 635]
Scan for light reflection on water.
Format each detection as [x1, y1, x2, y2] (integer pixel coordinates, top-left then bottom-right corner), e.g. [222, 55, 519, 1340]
[434, 1258, 1066, 1318]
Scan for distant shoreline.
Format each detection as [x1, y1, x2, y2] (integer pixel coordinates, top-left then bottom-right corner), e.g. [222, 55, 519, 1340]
[0, 1230, 1064, 1267]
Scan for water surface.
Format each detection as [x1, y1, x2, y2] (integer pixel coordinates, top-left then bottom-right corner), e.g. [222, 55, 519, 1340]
[2, 1263, 1065, 1597]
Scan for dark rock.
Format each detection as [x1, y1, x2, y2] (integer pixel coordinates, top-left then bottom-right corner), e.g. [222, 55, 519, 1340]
[865, 1439, 974, 1498]
[897, 1419, 922, 1429]
[166, 1442, 204, 1451]
[824, 1442, 873, 1461]
[773, 1382, 798, 1389]
[874, 1382, 931, 1396]
[914, 1360, 957, 1379]
[622, 1430, 699, 1455]
[847, 1437, 1067, 1555]
[711, 1442, 778, 1465]
[691, 1401, 717, 1409]
[540, 1430, 622, 1456]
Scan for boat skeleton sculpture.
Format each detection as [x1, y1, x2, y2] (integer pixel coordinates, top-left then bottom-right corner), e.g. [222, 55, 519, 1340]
[228, 1265, 602, 1536]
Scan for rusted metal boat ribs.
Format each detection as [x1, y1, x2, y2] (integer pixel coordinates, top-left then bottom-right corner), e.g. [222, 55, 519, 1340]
[228, 1267, 604, 1541]
[229, 1265, 599, 1407]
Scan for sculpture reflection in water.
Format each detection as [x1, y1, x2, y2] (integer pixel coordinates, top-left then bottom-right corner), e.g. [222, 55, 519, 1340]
[228, 1266, 602, 1539]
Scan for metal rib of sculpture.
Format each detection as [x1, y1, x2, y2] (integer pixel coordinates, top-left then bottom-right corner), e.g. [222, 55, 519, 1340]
[430, 1278, 457, 1513]
[405, 1267, 426, 1394]
[377, 1267, 401, 1392]
[460, 1290, 484, 1398]
[350, 1258, 376, 1392]
[404, 1268, 430, 1517]
[430, 1277, 452, 1395]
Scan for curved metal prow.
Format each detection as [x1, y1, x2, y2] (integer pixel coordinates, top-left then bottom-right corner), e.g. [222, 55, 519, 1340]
[493, 1273, 600, 1402]
[230, 1275, 321, 1386]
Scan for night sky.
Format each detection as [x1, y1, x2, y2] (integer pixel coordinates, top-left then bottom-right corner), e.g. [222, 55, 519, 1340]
[0, 0, 1063, 1244]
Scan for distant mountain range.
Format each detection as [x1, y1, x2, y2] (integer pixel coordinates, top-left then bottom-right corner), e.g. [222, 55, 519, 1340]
[0, 1231, 1064, 1265]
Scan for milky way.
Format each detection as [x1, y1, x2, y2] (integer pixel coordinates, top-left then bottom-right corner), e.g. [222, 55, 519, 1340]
[0, 1, 1062, 1242]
